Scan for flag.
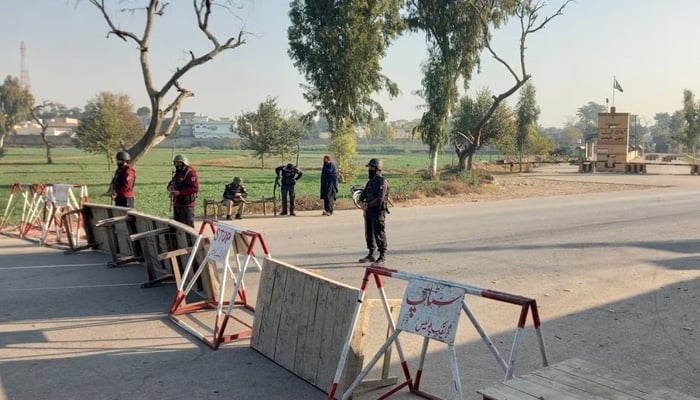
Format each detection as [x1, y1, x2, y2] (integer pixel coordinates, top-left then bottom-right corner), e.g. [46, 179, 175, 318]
[614, 79, 624, 93]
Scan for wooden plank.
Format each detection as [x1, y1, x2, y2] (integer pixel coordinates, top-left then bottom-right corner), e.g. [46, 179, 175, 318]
[273, 262, 306, 370]
[251, 258, 277, 350]
[251, 259, 362, 396]
[551, 359, 700, 400]
[294, 272, 320, 383]
[519, 372, 629, 400]
[479, 358, 700, 400]
[310, 274, 332, 385]
[129, 227, 171, 242]
[315, 283, 357, 391]
[479, 384, 545, 400]
[251, 259, 288, 357]
[500, 376, 602, 400]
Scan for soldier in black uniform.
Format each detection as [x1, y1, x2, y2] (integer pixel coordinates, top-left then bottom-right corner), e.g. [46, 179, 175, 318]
[275, 163, 303, 216]
[358, 158, 389, 264]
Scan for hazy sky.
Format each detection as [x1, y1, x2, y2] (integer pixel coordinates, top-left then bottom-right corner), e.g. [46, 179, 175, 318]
[2, 1, 700, 128]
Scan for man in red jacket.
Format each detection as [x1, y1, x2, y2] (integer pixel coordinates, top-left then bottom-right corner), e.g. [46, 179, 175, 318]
[111, 151, 136, 208]
[167, 154, 199, 227]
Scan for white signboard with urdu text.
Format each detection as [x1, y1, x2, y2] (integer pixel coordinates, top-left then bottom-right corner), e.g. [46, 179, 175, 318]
[396, 278, 466, 345]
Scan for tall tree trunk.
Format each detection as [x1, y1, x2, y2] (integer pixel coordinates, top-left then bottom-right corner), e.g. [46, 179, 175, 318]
[457, 150, 468, 171]
[428, 148, 439, 177]
[40, 130, 53, 164]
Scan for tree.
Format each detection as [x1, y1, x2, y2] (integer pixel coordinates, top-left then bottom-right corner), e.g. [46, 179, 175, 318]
[674, 89, 700, 157]
[452, 89, 515, 159]
[288, 0, 405, 181]
[75, 92, 144, 168]
[526, 129, 554, 156]
[406, 0, 502, 176]
[576, 101, 606, 140]
[454, 0, 572, 171]
[236, 98, 305, 168]
[86, 0, 246, 163]
[0, 75, 34, 148]
[365, 119, 395, 142]
[515, 82, 540, 171]
[29, 101, 57, 164]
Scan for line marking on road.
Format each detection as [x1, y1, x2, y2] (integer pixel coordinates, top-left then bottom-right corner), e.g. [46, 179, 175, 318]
[0, 263, 105, 270]
[4, 283, 143, 291]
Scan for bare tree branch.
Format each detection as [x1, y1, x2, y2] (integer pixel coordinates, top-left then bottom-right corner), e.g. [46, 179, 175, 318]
[84, 0, 249, 162]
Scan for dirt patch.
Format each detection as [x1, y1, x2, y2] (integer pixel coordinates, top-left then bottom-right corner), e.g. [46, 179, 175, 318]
[398, 174, 652, 207]
[286, 173, 653, 212]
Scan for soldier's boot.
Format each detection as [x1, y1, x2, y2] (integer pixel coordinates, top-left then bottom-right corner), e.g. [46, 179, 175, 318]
[374, 252, 386, 265]
[358, 251, 376, 263]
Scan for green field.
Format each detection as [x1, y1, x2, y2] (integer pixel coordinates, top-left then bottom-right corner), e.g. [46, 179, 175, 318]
[0, 145, 492, 220]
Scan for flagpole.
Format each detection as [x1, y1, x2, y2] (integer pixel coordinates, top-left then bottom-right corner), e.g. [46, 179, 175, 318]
[612, 76, 616, 109]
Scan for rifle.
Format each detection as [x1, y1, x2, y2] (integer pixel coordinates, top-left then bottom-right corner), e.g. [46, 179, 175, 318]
[273, 176, 280, 216]
[168, 168, 175, 212]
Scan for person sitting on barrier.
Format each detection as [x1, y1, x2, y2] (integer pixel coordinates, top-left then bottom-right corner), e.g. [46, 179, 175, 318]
[109, 151, 136, 208]
[222, 177, 248, 220]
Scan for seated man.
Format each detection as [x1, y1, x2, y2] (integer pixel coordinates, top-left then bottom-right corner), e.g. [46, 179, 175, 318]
[222, 177, 248, 220]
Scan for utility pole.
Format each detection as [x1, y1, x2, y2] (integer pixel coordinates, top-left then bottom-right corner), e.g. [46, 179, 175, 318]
[20, 41, 30, 91]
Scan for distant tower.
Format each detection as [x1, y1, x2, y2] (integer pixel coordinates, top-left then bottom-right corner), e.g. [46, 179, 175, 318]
[20, 41, 30, 91]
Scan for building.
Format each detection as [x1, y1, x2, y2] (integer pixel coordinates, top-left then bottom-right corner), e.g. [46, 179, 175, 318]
[14, 117, 78, 137]
[178, 112, 241, 139]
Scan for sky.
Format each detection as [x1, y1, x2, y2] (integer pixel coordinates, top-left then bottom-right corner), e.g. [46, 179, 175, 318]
[2, 0, 700, 128]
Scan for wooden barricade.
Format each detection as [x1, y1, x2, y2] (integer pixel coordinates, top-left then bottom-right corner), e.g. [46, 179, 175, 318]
[84, 203, 141, 264]
[127, 211, 219, 297]
[252, 258, 367, 397]
[76, 204, 220, 305]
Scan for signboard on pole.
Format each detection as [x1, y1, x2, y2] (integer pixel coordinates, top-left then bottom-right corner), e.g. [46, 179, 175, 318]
[396, 278, 466, 345]
[206, 222, 238, 263]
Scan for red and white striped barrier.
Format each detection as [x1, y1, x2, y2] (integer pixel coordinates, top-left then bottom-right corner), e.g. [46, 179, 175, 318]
[169, 218, 271, 350]
[1, 183, 89, 249]
[327, 265, 548, 400]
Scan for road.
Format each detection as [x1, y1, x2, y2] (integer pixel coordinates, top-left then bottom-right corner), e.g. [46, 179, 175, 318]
[1, 164, 698, 399]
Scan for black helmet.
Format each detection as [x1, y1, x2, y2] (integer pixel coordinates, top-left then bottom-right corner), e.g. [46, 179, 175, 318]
[365, 158, 382, 170]
[173, 154, 189, 166]
[286, 163, 294, 169]
[116, 151, 131, 161]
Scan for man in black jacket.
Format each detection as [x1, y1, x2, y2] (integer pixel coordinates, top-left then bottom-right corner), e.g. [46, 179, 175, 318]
[221, 177, 248, 220]
[275, 163, 303, 216]
[358, 158, 389, 264]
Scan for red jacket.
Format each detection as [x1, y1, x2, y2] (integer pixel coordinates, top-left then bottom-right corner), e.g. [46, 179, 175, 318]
[168, 166, 199, 207]
[113, 163, 136, 198]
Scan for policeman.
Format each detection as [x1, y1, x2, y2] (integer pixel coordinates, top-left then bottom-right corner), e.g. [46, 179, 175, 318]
[275, 163, 303, 216]
[167, 154, 200, 227]
[222, 176, 248, 220]
[358, 158, 389, 264]
[110, 151, 136, 208]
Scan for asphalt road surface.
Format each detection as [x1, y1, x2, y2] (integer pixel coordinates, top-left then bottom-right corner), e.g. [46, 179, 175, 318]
[1, 164, 698, 399]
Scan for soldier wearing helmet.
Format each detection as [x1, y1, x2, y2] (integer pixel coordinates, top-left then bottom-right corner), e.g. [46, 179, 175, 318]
[110, 151, 136, 208]
[275, 163, 303, 216]
[358, 158, 389, 265]
[167, 154, 199, 227]
[221, 176, 248, 220]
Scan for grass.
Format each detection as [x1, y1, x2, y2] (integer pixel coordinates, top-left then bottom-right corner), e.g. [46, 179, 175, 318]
[0, 145, 499, 221]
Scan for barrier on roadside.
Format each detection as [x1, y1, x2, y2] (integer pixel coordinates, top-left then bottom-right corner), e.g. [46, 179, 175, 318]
[169, 219, 270, 349]
[327, 265, 549, 400]
[0, 183, 89, 249]
[93, 206, 142, 266]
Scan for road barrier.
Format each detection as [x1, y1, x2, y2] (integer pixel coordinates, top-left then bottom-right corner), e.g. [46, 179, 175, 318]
[328, 265, 548, 400]
[169, 219, 271, 349]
